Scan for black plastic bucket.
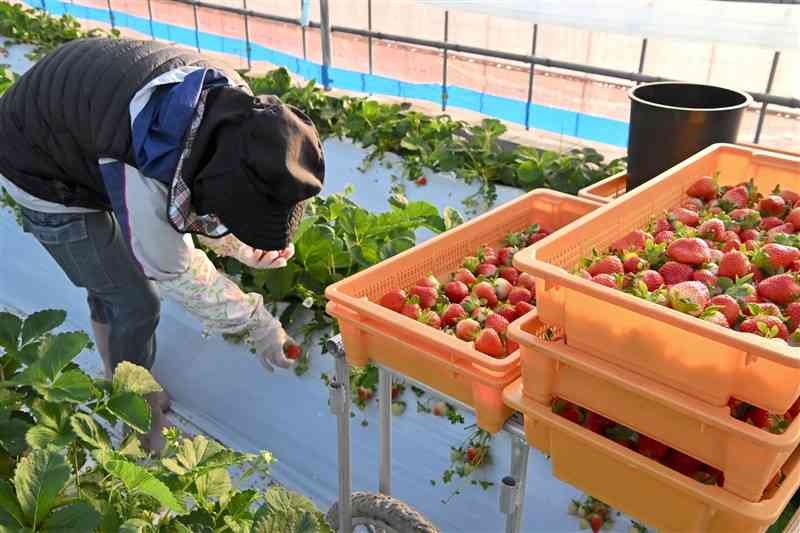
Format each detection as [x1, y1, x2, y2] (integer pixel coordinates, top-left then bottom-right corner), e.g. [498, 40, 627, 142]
[626, 82, 753, 191]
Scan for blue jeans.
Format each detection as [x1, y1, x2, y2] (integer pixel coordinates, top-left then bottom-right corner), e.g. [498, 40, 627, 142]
[20, 207, 160, 371]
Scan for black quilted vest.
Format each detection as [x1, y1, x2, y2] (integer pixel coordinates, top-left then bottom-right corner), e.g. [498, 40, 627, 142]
[0, 38, 246, 210]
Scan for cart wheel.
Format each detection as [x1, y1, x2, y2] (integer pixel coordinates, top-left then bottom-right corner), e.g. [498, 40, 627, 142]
[326, 491, 439, 533]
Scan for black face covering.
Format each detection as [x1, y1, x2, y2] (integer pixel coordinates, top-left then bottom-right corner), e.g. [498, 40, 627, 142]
[188, 88, 324, 250]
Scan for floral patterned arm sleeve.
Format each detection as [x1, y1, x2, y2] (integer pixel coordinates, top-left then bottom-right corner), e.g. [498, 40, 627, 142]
[157, 248, 282, 350]
[196, 234, 246, 258]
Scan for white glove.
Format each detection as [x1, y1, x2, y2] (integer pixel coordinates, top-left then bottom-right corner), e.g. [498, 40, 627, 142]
[236, 243, 295, 270]
[247, 322, 299, 373]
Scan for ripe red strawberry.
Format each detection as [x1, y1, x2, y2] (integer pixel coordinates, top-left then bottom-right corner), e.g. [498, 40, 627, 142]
[494, 278, 512, 301]
[786, 207, 800, 228]
[659, 261, 694, 285]
[670, 207, 700, 226]
[590, 514, 603, 533]
[465, 447, 479, 464]
[721, 240, 742, 253]
[751, 266, 766, 284]
[694, 468, 724, 486]
[780, 189, 800, 206]
[669, 281, 710, 316]
[592, 274, 617, 288]
[418, 310, 442, 329]
[709, 295, 740, 325]
[787, 396, 800, 419]
[583, 412, 612, 434]
[472, 281, 498, 308]
[653, 218, 673, 234]
[687, 176, 719, 201]
[637, 434, 669, 460]
[478, 246, 498, 264]
[495, 303, 518, 322]
[667, 238, 711, 265]
[410, 285, 438, 309]
[357, 387, 374, 402]
[682, 198, 703, 211]
[515, 301, 535, 316]
[754, 243, 800, 270]
[722, 186, 750, 209]
[476, 263, 498, 277]
[709, 248, 724, 264]
[739, 315, 789, 340]
[730, 208, 759, 222]
[760, 216, 784, 231]
[623, 254, 647, 273]
[475, 328, 506, 357]
[640, 270, 665, 291]
[767, 223, 795, 242]
[611, 229, 651, 252]
[506, 339, 519, 353]
[401, 302, 420, 320]
[749, 407, 771, 429]
[740, 228, 761, 242]
[415, 275, 440, 289]
[499, 266, 520, 285]
[455, 318, 480, 341]
[552, 399, 584, 424]
[527, 230, 550, 245]
[497, 247, 517, 267]
[703, 310, 730, 328]
[721, 230, 741, 244]
[692, 269, 717, 288]
[760, 195, 786, 217]
[454, 268, 477, 286]
[791, 260, 800, 272]
[745, 302, 782, 317]
[444, 280, 469, 303]
[698, 219, 726, 241]
[517, 272, 536, 290]
[758, 274, 800, 305]
[786, 302, 800, 330]
[508, 286, 532, 305]
[484, 313, 510, 334]
[654, 230, 676, 244]
[664, 450, 702, 477]
[742, 292, 763, 305]
[284, 342, 302, 360]
[587, 255, 624, 276]
[432, 401, 447, 417]
[441, 303, 467, 327]
[415, 176, 428, 186]
[379, 289, 407, 312]
[718, 251, 750, 279]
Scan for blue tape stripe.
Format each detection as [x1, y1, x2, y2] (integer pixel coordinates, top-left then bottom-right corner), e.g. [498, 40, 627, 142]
[38, 0, 629, 147]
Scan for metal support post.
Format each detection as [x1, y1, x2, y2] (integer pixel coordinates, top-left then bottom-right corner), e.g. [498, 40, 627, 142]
[192, 0, 201, 52]
[301, 0, 308, 60]
[636, 38, 648, 85]
[441, 11, 449, 111]
[524, 24, 538, 130]
[146, 0, 155, 39]
[378, 367, 392, 495]
[327, 336, 352, 533]
[367, 0, 374, 77]
[502, 418, 530, 533]
[106, 0, 115, 30]
[319, 0, 333, 89]
[243, 0, 252, 70]
[754, 51, 780, 144]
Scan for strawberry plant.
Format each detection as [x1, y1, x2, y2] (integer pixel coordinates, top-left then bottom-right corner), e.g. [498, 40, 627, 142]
[0, 2, 118, 60]
[0, 308, 331, 532]
[432, 425, 494, 504]
[0, 64, 14, 94]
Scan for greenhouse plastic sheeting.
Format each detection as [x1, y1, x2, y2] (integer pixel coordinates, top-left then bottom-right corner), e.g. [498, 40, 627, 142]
[418, 0, 800, 50]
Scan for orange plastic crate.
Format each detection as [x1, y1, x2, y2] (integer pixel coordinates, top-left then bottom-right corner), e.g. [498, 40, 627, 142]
[503, 379, 800, 533]
[577, 170, 628, 204]
[578, 145, 800, 205]
[515, 144, 800, 414]
[508, 310, 800, 502]
[325, 190, 602, 433]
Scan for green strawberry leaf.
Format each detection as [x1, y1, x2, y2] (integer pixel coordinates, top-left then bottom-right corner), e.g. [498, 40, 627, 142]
[14, 450, 70, 526]
[19, 310, 65, 347]
[112, 363, 162, 397]
[95, 452, 186, 514]
[0, 313, 21, 352]
[106, 393, 150, 434]
[40, 501, 100, 532]
[69, 414, 112, 451]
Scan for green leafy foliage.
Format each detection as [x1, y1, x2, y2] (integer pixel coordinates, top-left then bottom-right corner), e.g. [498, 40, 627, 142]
[0, 2, 118, 60]
[0, 308, 327, 532]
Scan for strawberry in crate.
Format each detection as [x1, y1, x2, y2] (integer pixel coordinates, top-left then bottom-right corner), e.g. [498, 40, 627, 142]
[377, 225, 548, 357]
